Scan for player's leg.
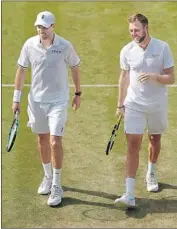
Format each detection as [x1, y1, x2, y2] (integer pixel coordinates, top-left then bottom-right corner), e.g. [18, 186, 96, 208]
[47, 103, 68, 206]
[37, 133, 53, 194]
[38, 133, 51, 165]
[146, 134, 161, 192]
[50, 135, 63, 189]
[148, 134, 161, 163]
[27, 97, 52, 195]
[114, 108, 146, 209]
[146, 109, 168, 192]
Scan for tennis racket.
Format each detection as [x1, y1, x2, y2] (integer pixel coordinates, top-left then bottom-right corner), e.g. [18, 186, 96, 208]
[6, 111, 19, 152]
[106, 114, 122, 155]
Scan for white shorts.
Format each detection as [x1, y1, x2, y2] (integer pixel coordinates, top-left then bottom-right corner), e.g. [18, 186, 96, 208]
[27, 96, 68, 136]
[124, 107, 168, 134]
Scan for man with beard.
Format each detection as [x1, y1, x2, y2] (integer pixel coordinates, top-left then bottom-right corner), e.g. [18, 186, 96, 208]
[12, 11, 81, 207]
[114, 13, 175, 208]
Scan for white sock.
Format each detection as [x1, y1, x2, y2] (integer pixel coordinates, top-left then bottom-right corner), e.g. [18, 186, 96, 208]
[147, 162, 156, 175]
[52, 168, 62, 186]
[126, 178, 135, 196]
[42, 162, 52, 178]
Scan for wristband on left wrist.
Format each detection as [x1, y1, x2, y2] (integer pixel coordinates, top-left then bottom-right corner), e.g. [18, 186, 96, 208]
[13, 90, 22, 103]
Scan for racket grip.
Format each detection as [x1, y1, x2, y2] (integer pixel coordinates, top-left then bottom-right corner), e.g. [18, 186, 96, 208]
[15, 110, 19, 119]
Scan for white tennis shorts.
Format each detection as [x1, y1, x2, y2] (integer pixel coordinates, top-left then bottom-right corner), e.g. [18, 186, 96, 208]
[124, 107, 168, 134]
[27, 95, 68, 136]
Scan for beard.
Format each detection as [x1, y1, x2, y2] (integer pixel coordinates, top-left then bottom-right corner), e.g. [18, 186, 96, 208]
[138, 35, 146, 43]
[135, 31, 146, 44]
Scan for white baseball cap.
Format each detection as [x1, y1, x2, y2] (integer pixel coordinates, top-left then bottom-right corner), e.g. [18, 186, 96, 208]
[34, 11, 55, 28]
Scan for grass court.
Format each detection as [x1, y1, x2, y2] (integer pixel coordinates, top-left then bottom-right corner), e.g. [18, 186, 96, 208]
[2, 2, 177, 228]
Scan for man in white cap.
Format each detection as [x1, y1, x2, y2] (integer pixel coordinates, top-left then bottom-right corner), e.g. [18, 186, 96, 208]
[34, 11, 55, 28]
[12, 11, 82, 207]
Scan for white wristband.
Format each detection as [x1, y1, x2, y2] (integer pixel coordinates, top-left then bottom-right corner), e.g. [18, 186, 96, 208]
[13, 90, 22, 103]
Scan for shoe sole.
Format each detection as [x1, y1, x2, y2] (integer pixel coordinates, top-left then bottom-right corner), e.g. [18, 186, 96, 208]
[37, 189, 51, 195]
[147, 187, 159, 192]
[38, 191, 50, 195]
[47, 198, 62, 207]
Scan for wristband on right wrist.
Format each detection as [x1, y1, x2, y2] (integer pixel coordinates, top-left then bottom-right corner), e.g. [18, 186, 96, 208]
[75, 91, 82, 96]
[13, 90, 22, 103]
[117, 105, 124, 109]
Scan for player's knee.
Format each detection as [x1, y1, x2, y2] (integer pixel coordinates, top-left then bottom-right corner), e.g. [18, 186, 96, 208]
[127, 146, 140, 155]
[149, 134, 161, 144]
[127, 135, 142, 153]
[38, 134, 49, 146]
[50, 137, 62, 150]
[149, 135, 161, 152]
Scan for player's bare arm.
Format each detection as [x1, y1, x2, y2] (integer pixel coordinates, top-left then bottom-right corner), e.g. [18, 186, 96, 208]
[138, 66, 175, 85]
[71, 65, 81, 110]
[15, 66, 27, 90]
[12, 66, 27, 113]
[116, 69, 130, 116]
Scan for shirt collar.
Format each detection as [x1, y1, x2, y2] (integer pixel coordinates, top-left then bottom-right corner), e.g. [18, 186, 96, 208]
[37, 33, 59, 45]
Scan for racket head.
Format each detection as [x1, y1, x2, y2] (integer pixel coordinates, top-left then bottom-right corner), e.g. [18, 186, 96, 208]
[6, 111, 19, 152]
[106, 115, 122, 155]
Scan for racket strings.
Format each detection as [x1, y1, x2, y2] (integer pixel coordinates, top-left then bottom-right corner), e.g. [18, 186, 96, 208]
[6, 113, 19, 152]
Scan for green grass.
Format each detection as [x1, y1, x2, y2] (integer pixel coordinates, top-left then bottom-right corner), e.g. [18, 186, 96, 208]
[2, 2, 177, 228]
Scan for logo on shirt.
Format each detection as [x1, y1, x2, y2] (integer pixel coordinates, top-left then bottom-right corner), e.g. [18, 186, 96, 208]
[52, 50, 62, 54]
[152, 54, 160, 57]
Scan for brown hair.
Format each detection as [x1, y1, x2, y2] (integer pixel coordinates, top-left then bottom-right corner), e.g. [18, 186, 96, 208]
[128, 14, 148, 26]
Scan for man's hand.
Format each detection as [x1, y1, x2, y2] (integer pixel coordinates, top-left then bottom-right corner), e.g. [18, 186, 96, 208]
[12, 102, 21, 114]
[116, 105, 125, 117]
[138, 72, 157, 84]
[72, 96, 81, 111]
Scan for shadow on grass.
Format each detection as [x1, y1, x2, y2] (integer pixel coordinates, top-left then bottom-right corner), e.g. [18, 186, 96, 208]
[51, 186, 118, 210]
[63, 186, 117, 200]
[158, 182, 177, 192]
[126, 182, 177, 218]
[51, 183, 177, 220]
[126, 194, 177, 218]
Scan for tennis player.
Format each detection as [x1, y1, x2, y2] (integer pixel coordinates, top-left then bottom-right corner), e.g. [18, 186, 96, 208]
[12, 11, 81, 206]
[115, 13, 175, 208]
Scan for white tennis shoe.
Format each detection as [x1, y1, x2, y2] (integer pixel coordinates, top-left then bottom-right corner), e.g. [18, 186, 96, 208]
[146, 172, 159, 192]
[37, 176, 52, 195]
[114, 193, 136, 209]
[47, 185, 64, 206]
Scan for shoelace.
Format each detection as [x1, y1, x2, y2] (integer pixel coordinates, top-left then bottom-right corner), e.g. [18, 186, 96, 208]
[40, 176, 51, 187]
[50, 185, 63, 198]
[147, 173, 157, 184]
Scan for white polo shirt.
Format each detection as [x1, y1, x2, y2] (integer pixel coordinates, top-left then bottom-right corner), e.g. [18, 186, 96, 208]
[120, 37, 174, 112]
[18, 33, 80, 103]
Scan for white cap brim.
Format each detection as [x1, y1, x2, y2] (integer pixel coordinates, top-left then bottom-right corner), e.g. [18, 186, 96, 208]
[34, 20, 51, 28]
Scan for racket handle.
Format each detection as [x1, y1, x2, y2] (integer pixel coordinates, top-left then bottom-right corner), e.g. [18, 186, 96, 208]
[15, 110, 19, 119]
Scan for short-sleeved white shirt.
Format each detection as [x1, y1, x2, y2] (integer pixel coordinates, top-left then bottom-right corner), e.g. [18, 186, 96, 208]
[18, 33, 80, 103]
[120, 37, 174, 112]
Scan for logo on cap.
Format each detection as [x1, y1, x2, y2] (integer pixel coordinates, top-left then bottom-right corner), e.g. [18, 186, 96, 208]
[41, 15, 45, 19]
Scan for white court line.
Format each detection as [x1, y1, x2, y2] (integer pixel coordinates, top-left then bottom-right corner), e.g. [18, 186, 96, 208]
[2, 84, 118, 87]
[1, 84, 177, 87]
[1, 84, 118, 87]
